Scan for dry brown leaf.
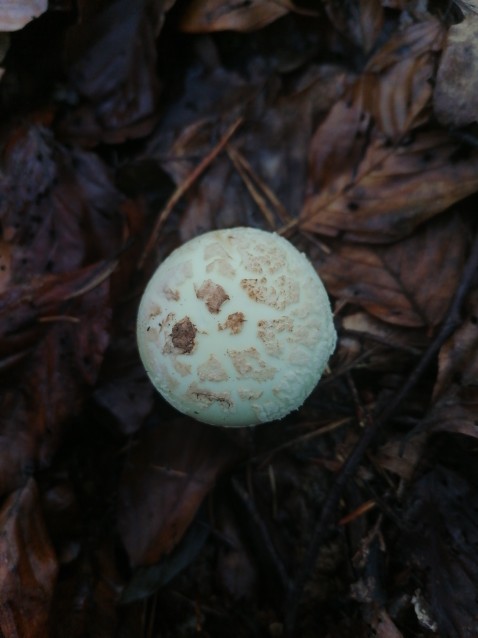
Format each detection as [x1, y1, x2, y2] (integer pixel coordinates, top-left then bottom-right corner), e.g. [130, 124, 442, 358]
[301, 123, 478, 242]
[355, 19, 444, 137]
[0, 0, 47, 31]
[180, 0, 289, 33]
[0, 479, 57, 638]
[434, 13, 478, 126]
[118, 419, 241, 567]
[317, 214, 467, 327]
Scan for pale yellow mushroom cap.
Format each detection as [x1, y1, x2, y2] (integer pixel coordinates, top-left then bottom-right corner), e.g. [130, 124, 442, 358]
[137, 227, 336, 427]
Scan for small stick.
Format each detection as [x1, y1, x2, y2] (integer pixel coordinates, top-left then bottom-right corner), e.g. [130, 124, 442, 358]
[227, 145, 277, 229]
[284, 231, 478, 635]
[138, 117, 243, 269]
[232, 477, 291, 595]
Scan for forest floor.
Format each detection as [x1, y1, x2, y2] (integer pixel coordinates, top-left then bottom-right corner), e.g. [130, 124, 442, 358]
[1, 1, 478, 637]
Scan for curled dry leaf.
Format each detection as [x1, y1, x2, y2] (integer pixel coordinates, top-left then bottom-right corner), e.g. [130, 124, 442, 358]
[434, 13, 478, 127]
[0, 479, 57, 638]
[180, 0, 289, 33]
[0, 0, 47, 31]
[355, 19, 444, 138]
[317, 214, 467, 327]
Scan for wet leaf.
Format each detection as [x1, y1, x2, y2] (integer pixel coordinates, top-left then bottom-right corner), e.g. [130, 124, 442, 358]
[0, 479, 58, 638]
[403, 468, 478, 638]
[180, 0, 289, 33]
[0, 124, 125, 278]
[0, 263, 114, 496]
[354, 19, 444, 137]
[118, 419, 241, 567]
[60, 0, 168, 144]
[317, 215, 467, 327]
[301, 115, 478, 242]
[121, 513, 210, 603]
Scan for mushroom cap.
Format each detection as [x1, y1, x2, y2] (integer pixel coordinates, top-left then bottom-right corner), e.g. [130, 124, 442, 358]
[137, 227, 336, 427]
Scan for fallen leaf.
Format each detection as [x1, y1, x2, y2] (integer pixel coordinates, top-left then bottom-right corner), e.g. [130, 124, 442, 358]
[60, 0, 168, 144]
[317, 214, 467, 327]
[1, 124, 126, 278]
[301, 111, 478, 242]
[180, 0, 289, 33]
[403, 468, 478, 638]
[0, 479, 58, 638]
[0, 263, 114, 496]
[355, 19, 444, 137]
[118, 418, 241, 567]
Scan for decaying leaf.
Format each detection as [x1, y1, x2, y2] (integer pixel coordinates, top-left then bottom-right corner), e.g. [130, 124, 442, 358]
[60, 0, 167, 144]
[354, 18, 444, 137]
[317, 214, 467, 327]
[0, 479, 57, 638]
[403, 468, 478, 637]
[118, 419, 241, 567]
[301, 117, 478, 242]
[180, 0, 289, 33]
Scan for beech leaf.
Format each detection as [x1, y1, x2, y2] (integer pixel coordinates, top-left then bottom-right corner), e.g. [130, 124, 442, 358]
[317, 214, 467, 327]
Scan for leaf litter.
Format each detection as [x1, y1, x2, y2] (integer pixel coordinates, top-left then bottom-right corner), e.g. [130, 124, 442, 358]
[1, 1, 478, 637]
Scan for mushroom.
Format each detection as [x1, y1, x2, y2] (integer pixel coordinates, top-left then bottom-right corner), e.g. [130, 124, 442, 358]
[137, 227, 336, 427]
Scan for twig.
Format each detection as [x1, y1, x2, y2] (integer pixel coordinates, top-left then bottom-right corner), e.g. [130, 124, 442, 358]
[283, 231, 478, 635]
[227, 144, 293, 225]
[138, 118, 243, 269]
[227, 144, 277, 229]
[232, 476, 291, 596]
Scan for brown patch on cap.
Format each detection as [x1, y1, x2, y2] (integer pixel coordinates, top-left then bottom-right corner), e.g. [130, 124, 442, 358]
[240, 276, 299, 310]
[228, 347, 277, 381]
[188, 383, 233, 409]
[196, 279, 230, 314]
[257, 317, 293, 356]
[218, 312, 246, 335]
[198, 355, 229, 382]
[171, 317, 197, 354]
[163, 286, 180, 301]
